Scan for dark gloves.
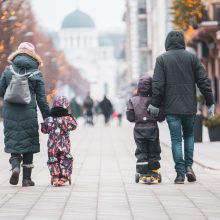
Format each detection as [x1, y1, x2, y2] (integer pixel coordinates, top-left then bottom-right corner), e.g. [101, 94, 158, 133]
[147, 104, 160, 117]
[208, 104, 215, 119]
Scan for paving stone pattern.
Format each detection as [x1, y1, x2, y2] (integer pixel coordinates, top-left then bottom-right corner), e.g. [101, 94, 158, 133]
[0, 119, 219, 220]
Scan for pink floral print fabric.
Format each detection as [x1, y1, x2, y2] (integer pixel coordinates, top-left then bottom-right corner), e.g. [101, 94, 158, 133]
[41, 115, 77, 183]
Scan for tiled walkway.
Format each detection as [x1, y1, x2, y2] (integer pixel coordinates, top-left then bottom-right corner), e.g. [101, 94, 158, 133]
[0, 118, 219, 220]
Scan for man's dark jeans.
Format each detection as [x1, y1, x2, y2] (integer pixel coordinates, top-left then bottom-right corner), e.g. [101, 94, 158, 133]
[166, 114, 195, 174]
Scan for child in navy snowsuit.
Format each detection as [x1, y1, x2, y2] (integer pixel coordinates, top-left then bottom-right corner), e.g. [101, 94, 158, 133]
[41, 96, 77, 186]
[126, 76, 165, 182]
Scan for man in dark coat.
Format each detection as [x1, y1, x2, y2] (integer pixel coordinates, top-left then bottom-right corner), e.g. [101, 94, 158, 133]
[0, 42, 50, 186]
[148, 30, 214, 184]
[83, 93, 94, 125]
[99, 95, 113, 125]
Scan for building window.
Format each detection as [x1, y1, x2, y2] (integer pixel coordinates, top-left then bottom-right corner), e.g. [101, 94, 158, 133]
[213, 3, 220, 21]
[202, 41, 209, 58]
[197, 42, 209, 59]
[72, 37, 75, 47]
[102, 51, 107, 60]
[138, 0, 146, 14]
[77, 36, 80, 48]
[138, 19, 147, 47]
[139, 50, 148, 74]
[84, 36, 87, 48]
[65, 38, 69, 48]
[70, 37, 73, 48]
[90, 37, 93, 47]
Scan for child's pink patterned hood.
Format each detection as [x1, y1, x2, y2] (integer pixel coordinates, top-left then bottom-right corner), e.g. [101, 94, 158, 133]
[52, 96, 69, 109]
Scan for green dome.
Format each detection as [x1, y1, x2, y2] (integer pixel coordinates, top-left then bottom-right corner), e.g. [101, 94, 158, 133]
[61, 9, 95, 29]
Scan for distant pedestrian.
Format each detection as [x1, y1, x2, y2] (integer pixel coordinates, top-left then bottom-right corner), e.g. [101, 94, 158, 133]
[41, 96, 77, 186]
[99, 95, 113, 125]
[0, 42, 50, 187]
[127, 76, 165, 183]
[114, 96, 126, 126]
[70, 97, 81, 118]
[83, 93, 94, 125]
[148, 30, 215, 184]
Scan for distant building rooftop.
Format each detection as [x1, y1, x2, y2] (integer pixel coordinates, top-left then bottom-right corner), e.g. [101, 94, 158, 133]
[61, 9, 95, 29]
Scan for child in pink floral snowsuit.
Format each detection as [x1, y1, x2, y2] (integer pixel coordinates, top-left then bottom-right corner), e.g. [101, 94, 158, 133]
[41, 96, 77, 186]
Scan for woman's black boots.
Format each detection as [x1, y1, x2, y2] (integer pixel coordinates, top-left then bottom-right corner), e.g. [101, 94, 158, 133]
[9, 155, 22, 185]
[22, 164, 35, 187]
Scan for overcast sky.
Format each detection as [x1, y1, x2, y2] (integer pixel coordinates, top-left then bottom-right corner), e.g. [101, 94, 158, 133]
[31, 0, 126, 32]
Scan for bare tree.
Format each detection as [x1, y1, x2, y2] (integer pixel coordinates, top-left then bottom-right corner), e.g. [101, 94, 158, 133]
[0, 0, 89, 102]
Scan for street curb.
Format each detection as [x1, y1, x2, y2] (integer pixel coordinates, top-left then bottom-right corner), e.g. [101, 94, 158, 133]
[161, 141, 220, 171]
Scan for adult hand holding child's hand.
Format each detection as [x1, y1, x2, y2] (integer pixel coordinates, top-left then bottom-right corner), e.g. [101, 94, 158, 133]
[208, 104, 215, 119]
[147, 104, 159, 117]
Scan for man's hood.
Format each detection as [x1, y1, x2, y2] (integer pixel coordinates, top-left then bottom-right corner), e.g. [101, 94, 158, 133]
[165, 30, 185, 51]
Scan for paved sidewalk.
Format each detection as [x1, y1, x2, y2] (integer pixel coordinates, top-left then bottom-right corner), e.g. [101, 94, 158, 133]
[0, 118, 219, 220]
[159, 122, 220, 170]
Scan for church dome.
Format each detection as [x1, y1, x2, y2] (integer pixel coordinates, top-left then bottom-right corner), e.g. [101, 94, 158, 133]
[61, 9, 95, 29]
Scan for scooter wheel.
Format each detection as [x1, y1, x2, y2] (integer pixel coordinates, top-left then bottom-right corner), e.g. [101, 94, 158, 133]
[158, 174, 162, 183]
[135, 173, 139, 183]
[69, 177, 72, 185]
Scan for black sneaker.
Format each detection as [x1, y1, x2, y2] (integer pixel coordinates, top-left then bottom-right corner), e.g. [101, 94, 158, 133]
[186, 166, 196, 182]
[174, 173, 185, 184]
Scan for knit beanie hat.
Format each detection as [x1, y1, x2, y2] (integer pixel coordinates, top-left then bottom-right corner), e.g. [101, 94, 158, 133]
[8, 42, 43, 67]
[18, 42, 35, 52]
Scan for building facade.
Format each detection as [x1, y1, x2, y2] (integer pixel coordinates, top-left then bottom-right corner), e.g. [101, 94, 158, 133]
[59, 9, 117, 100]
[187, 0, 220, 112]
[147, 0, 173, 70]
[124, 0, 172, 83]
[125, 0, 139, 82]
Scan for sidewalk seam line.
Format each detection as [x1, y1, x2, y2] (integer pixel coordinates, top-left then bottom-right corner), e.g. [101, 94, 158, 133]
[152, 190, 172, 220]
[161, 141, 220, 171]
[0, 166, 46, 209]
[58, 129, 95, 220]
[179, 188, 209, 220]
[23, 185, 49, 220]
[112, 132, 135, 220]
[95, 128, 102, 220]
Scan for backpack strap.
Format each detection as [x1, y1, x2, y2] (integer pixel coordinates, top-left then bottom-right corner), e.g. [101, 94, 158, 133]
[28, 70, 40, 78]
[9, 65, 40, 78]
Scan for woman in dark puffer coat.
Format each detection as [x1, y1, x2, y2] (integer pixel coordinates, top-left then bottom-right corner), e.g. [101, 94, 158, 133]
[0, 42, 50, 187]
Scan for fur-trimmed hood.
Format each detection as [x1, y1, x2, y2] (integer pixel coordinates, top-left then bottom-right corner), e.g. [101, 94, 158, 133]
[8, 49, 43, 67]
